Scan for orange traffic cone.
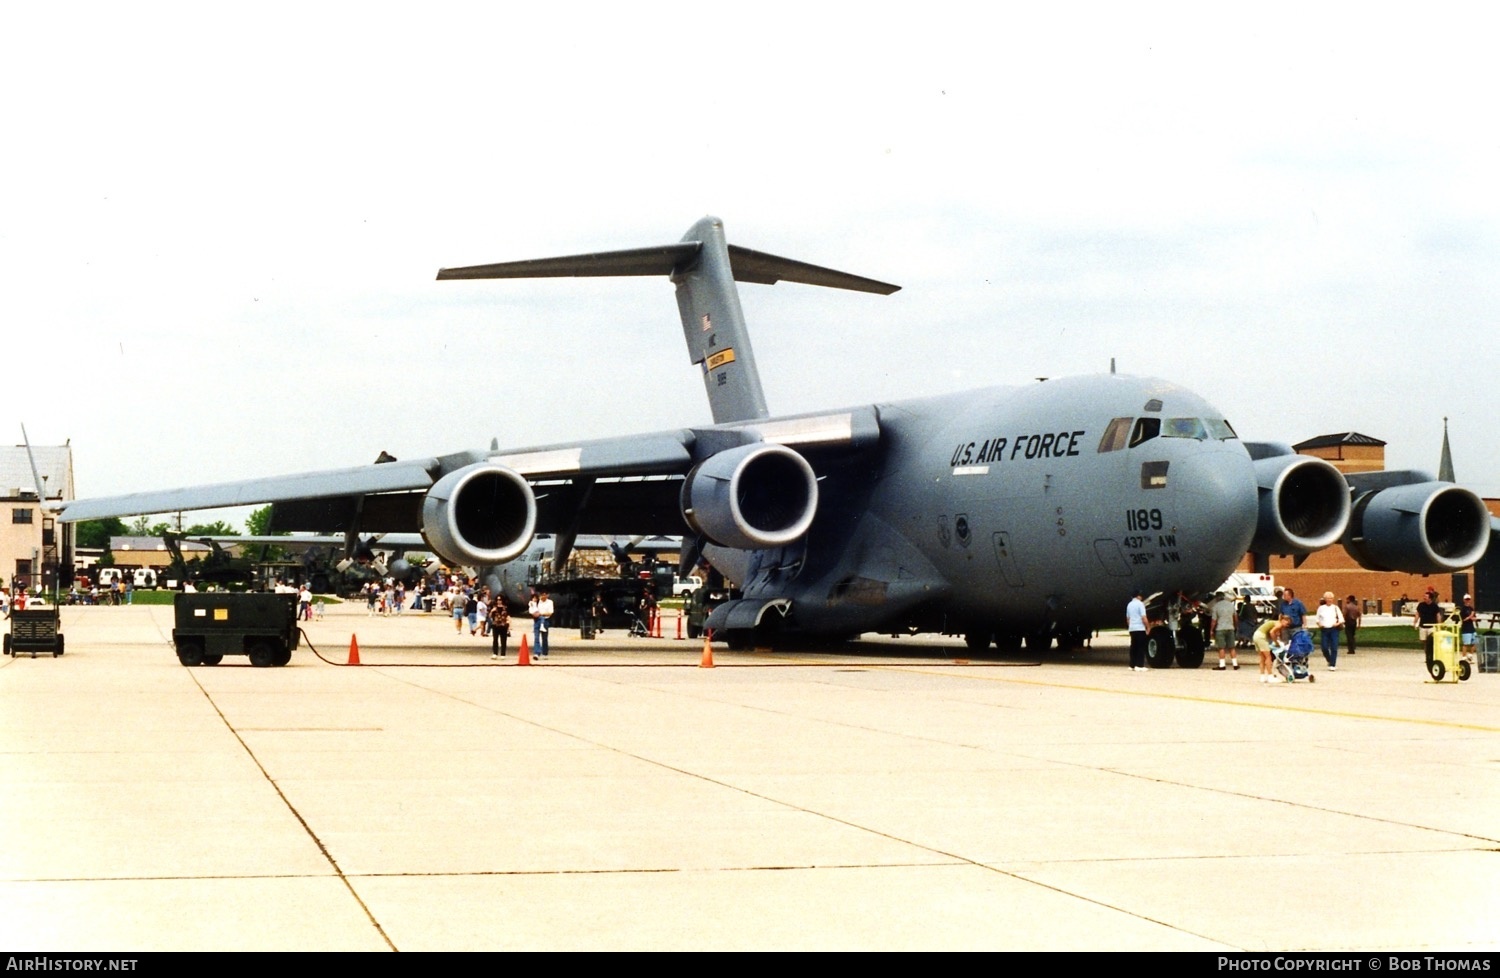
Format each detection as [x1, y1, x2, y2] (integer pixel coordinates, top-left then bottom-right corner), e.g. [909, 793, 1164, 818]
[699, 629, 715, 668]
[347, 634, 361, 665]
[517, 633, 532, 666]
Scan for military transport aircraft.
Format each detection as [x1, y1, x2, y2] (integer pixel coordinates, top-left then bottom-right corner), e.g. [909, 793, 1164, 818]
[57, 217, 1495, 665]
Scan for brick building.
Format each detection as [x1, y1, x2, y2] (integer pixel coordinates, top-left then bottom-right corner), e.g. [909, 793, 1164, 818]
[1240, 432, 1494, 613]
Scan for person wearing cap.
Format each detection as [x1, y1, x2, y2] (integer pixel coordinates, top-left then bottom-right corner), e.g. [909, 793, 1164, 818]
[1459, 594, 1477, 653]
[1210, 591, 1238, 670]
[1414, 588, 1442, 670]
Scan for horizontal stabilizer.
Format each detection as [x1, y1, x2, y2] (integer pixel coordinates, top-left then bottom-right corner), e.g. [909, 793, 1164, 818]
[438, 244, 699, 282]
[723, 246, 899, 294]
[439, 243, 899, 295]
[439, 216, 898, 425]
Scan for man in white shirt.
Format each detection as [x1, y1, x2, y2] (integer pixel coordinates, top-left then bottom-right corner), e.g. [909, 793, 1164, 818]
[528, 590, 555, 657]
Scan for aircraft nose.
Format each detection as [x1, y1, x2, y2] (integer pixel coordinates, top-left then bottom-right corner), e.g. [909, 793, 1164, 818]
[1173, 448, 1258, 566]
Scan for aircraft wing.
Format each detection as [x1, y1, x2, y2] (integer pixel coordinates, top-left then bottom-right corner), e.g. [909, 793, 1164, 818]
[57, 406, 881, 565]
[58, 457, 446, 523]
[180, 533, 431, 553]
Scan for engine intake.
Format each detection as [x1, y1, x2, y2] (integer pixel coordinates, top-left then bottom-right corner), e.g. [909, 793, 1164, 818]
[681, 443, 818, 550]
[1249, 455, 1351, 555]
[1343, 481, 1490, 573]
[420, 462, 536, 566]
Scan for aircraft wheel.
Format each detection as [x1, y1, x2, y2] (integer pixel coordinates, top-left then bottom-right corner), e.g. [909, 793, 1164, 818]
[176, 640, 205, 667]
[1429, 660, 1445, 681]
[964, 631, 993, 652]
[1458, 659, 1472, 682]
[1175, 647, 1205, 669]
[202, 654, 223, 665]
[1025, 630, 1051, 653]
[994, 631, 1023, 653]
[725, 629, 754, 652]
[248, 641, 277, 668]
[1175, 625, 1205, 668]
[1054, 627, 1087, 652]
[1145, 626, 1175, 669]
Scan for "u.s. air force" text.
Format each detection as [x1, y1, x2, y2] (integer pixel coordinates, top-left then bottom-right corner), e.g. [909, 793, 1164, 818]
[950, 430, 1087, 467]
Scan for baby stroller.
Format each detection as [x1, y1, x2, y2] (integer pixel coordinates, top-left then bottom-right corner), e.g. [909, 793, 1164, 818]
[627, 610, 650, 637]
[1272, 630, 1316, 683]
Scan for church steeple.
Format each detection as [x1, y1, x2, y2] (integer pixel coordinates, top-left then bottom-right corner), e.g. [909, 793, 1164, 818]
[1438, 417, 1455, 483]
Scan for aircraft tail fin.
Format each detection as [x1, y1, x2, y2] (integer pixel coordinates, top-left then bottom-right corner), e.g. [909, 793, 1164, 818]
[438, 216, 898, 424]
[19, 424, 59, 512]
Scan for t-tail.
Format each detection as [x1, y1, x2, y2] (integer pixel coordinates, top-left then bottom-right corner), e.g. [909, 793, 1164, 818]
[437, 216, 899, 424]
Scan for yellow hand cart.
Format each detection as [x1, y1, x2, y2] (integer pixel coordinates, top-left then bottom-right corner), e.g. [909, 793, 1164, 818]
[1429, 613, 1473, 682]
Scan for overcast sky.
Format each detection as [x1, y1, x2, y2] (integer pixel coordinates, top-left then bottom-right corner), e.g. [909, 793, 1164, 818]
[5, 3, 1496, 528]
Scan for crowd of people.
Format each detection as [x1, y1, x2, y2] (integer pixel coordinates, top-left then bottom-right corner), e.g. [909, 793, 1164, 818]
[1128, 584, 1480, 681]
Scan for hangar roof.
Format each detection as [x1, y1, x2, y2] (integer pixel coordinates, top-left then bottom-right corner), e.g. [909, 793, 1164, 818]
[0, 445, 74, 501]
[1293, 432, 1387, 451]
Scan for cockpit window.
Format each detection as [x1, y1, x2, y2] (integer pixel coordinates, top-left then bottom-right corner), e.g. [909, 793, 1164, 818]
[1163, 417, 1208, 440]
[1206, 418, 1238, 440]
[1097, 417, 1132, 453]
[1129, 417, 1160, 447]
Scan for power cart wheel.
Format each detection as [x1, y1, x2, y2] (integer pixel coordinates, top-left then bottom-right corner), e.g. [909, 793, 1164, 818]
[248, 641, 277, 668]
[176, 640, 205, 667]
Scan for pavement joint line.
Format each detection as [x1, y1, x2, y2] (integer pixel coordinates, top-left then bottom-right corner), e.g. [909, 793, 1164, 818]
[883, 666, 1500, 733]
[1086, 763, 1500, 849]
[377, 670, 1219, 947]
[634, 668, 1500, 851]
[186, 667, 399, 951]
[493, 662, 1500, 858]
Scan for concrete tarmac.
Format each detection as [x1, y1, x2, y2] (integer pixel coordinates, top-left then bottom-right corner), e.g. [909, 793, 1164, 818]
[2, 602, 1496, 951]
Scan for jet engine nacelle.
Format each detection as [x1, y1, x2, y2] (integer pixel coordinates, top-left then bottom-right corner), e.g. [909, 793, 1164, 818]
[680, 443, 819, 550]
[1249, 455, 1351, 556]
[420, 462, 537, 567]
[1343, 481, 1490, 574]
